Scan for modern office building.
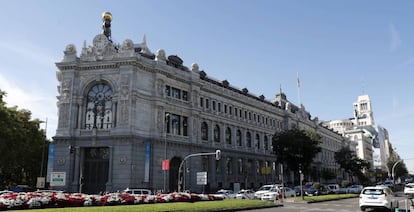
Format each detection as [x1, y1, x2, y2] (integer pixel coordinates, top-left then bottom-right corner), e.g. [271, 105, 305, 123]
[51, 12, 348, 194]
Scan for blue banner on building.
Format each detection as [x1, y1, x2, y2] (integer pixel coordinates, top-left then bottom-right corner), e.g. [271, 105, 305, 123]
[46, 143, 54, 183]
[144, 141, 151, 182]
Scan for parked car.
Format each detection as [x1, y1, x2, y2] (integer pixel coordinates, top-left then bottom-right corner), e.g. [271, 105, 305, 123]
[338, 187, 349, 194]
[293, 186, 304, 196]
[254, 184, 278, 199]
[347, 185, 363, 194]
[359, 186, 399, 212]
[214, 189, 236, 199]
[383, 180, 394, 190]
[236, 189, 255, 199]
[304, 186, 319, 196]
[260, 187, 282, 201]
[281, 187, 296, 198]
[0, 190, 13, 195]
[327, 184, 340, 194]
[122, 188, 152, 195]
[404, 183, 414, 196]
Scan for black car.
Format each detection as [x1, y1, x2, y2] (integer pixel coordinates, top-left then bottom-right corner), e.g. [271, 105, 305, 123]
[304, 186, 319, 196]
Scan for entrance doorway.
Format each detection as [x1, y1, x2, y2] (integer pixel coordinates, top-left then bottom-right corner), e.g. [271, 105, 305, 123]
[169, 157, 181, 192]
[82, 147, 109, 194]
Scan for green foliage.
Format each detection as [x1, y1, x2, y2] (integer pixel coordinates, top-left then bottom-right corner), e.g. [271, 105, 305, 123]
[313, 182, 321, 190]
[271, 128, 321, 182]
[387, 159, 408, 179]
[26, 199, 274, 212]
[0, 90, 47, 189]
[341, 180, 351, 188]
[334, 146, 370, 182]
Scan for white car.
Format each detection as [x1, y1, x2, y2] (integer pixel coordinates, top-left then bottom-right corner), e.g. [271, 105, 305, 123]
[404, 183, 414, 196]
[359, 186, 398, 212]
[254, 184, 279, 199]
[214, 189, 236, 199]
[260, 187, 282, 201]
[236, 189, 255, 199]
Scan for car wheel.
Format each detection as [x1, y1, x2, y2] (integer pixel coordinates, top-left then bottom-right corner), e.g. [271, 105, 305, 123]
[360, 206, 365, 211]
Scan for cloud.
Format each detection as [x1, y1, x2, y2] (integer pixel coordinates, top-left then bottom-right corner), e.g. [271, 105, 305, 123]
[0, 74, 57, 139]
[389, 22, 401, 52]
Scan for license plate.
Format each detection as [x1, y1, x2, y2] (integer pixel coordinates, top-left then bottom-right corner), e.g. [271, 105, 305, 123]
[368, 196, 377, 199]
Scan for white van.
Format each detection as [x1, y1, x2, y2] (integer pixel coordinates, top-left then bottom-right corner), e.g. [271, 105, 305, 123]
[327, 184, 340, 194]
[122, 188, 152, 195]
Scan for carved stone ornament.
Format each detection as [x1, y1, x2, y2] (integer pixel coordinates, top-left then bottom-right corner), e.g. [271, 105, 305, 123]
[119, 155, 128, 164]
[155, 49, 166, 62]
[56, 157, 66, 166]
[62, 44, 77, 62]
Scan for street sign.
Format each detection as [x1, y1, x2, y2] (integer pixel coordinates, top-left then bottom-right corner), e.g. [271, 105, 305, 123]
[36, 177, 45, 188]
[197, 172, 207, 185]
[50, 172, 66, 186]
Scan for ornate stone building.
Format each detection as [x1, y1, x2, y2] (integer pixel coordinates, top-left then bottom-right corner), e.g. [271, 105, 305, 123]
[51, 12, 348, 194]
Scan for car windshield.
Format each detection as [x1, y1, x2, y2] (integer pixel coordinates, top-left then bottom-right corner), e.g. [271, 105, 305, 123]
[363, 189, 384, 195]
[258, 186, 273, 191]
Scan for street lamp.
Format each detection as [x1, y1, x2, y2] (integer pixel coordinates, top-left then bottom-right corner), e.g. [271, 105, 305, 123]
[163, 113, 169, 193]
[391, 159, 403, 184]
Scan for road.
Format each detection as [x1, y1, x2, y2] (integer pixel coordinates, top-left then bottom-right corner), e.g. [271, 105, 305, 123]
[240, 196, 413, 212]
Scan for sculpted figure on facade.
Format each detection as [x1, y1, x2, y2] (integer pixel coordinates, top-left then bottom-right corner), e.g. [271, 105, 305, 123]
[62, 44, 77, 62]
[155, 49, 166, 62]
[191, 63, 199, 72]
[118, 39, 135, 57]
[61, 79, 72, 103]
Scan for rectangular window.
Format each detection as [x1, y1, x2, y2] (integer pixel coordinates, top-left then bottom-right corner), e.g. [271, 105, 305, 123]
[206, 99, 209, 109]
[213, 101, 216, 111]
[229, 106, 232, 115]
[171, 114, 181, 135]
[172, 87, 181, 99]
[165, 85, 171, 96]
[234, 108, 237, 117]
[182, 117, 188, 136]
[224, 105, 227, 113]
[182, 91, 188, 101]
[226, 157, 233, 175]
[238, 158, 243, 174]
[200, 97, 204, 107]
[218, 103, 221, 112]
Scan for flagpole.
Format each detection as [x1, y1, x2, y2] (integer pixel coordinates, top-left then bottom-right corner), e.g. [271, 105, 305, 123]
[297, 72, 301, 106]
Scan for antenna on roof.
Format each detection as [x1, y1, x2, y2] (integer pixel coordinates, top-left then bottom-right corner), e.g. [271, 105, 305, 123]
[102, 12, 113, 42]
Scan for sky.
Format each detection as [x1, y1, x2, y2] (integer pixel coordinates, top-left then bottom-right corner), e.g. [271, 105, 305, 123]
[1, 1, 414, 173]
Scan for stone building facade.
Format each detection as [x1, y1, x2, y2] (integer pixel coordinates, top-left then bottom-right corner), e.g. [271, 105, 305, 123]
[51, 13, 348, 194]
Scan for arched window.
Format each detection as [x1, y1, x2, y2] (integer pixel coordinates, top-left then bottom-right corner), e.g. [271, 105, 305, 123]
[264, 136, 269, 150]
[225, 127, 232, 144]
[214, 125, 220, 143]
[201, 122, 208, 141]
[255, 134, 260, 149]
[85, 83, 113, 129]
[246, 132, 251, 148]
[236, 130, 242, 146]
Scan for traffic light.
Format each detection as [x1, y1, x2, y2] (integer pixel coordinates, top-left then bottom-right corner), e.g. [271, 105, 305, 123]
[215, 150, 221, 160]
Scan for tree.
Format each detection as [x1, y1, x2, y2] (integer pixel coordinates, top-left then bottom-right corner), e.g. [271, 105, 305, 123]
[334, 146, 370, 183]
[0, 90, 47, 189]
[272, 128, 321, 183]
